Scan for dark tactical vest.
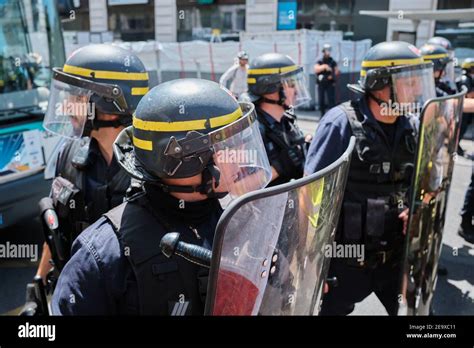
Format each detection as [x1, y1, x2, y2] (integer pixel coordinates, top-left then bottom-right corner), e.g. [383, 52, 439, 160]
[104, 193, 218, 315]
[256, 108, 306, 186]
[51, 137, 130, 254]
[338, 101, 417, 254]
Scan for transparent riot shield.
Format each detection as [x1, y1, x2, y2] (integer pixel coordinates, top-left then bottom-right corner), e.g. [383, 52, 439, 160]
[398, 91, 465, 315]
[205, 137, 355, 315]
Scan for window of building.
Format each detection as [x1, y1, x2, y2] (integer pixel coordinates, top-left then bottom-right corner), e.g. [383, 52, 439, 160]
[108, 1, 155, 41]
[296, 0, 355, 32]
[177, 0, 245, 42]
[436, 0, 474, 50]
[60, 0, 90, 31]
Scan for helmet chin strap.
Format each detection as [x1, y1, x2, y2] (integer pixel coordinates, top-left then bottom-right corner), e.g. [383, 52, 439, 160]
[435, 65, 447, 86]
[83, 118, 123, 137]
[367, 85, 398, 112]
[261, 87, 290, 111]
[92, 119, 123, 129]
[151, 161, 228, 199]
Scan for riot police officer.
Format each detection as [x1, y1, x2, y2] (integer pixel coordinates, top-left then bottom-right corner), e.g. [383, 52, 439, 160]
[456, 58, 474, 156]
[314, 43, 340, 115]
[36, 44, 149, 283]
[457, 58, 474, 95]
[426, 36, 456, 89]
[457, 58, 474, 243]
[420, 43, 455, 97]
[51, 78, 272, 315]
[243, 53, 311, 186]
[420, 43, 474, 159]
[305, 41, 436, 315]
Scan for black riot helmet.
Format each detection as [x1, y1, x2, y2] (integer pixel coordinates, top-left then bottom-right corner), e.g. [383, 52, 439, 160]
[427, 36, 455, 84]
[420, 43, 451, 73]
[348, 41, 436, 113]
[427, 36, 453, 51]
[457, 58, 474, 92]
[114, 78, 272, 199]
[244, 53, 310, 108]
[420, 43, 453, 87]
[43, 44, 149, 138]
[461, 58, 474, 76]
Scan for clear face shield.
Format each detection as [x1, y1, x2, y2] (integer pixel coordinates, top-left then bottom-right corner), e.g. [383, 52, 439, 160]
[43, 68, 128, 139]
[43, 78, 92, 138]
[280, 67, 311, 108]
[443, 51, 455, 84]
[211, 102, 272, 199]
[390, 63, 436, 116]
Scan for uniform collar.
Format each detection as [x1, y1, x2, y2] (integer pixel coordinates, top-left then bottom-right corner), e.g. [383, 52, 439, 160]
[257, 107, 278, 125]
[87, 137, 118, 166]
[144, 184, 222, 227]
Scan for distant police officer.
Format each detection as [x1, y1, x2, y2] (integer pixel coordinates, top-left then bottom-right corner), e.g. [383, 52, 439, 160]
[420, 43, 455, 97]
[426, 36, 456, 90]
[244, 53, 311, 186]
[51, 78, 272, 315]
[420, 44, 474, 157]
[456, 58, 474, 156]
[457, 58, 474, 243]
[37, 44, 149, 282]
[305, 41, 436, 315]
[314, 43, 340, 115]
[458, 58, 474, 95]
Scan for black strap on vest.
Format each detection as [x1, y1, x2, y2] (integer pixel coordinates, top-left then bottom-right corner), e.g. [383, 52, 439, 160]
[257, 110, 306, 172]
[104, 194, 209, 315]
[338, 100, 368, 162]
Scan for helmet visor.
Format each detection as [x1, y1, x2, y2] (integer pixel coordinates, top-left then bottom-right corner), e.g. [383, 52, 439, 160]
[390, 63, 436, 115]
[281, 68, 311, 107]
[443, 51, 455, 84]
[43, 68, 129, 138]
[43, 78, 92, 138]
[211, 102, 272, 199]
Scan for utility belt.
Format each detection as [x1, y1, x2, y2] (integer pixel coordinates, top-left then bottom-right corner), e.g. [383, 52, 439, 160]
[344, 249, 400, 270]
[340, 193, 406, 268]
[316, 73, 335, 85]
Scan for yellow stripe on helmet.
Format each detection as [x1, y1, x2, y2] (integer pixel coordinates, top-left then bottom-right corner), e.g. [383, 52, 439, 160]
[63, 64, 149, 81]
[422, 53, 449, 60]
[247, 65, 299, 75]
[247, 77, 257, 84]
[462, 62, 474, 69]
[133, 135, 153, 151]
[131, 87, 149, 96]
[133, 108, 243, 132]
[361, 57, 424, 68]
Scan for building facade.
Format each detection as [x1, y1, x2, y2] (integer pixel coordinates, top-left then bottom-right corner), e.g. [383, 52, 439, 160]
[59, 0, 473, 48]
